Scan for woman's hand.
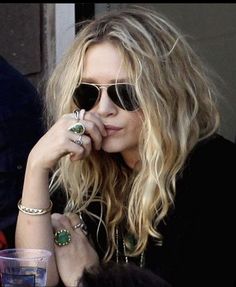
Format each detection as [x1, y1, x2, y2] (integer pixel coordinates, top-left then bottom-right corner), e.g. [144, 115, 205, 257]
[51, 212, 99, 287]
[28, 111, 107, 172]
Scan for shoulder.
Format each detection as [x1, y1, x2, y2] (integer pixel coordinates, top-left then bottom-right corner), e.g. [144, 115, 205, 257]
[175, 133, 235, 209]
[193, 133, 235, 157]
[189, 133, 235, 162]
[183, 133, 235, 179]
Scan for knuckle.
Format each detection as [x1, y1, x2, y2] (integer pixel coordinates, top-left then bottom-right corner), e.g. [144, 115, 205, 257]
[66, 212, 79, 222]
[59, 215, 70, 225]
[51, 213, 62, 220]
[85, 137, 92, 145]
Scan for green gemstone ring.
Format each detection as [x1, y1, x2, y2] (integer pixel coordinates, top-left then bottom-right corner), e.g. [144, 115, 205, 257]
[54, 229, 72, 247]
[68, 122, 86, 135]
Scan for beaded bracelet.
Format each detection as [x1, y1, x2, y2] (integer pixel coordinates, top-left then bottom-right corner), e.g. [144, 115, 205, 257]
[18, 199, 53, 215]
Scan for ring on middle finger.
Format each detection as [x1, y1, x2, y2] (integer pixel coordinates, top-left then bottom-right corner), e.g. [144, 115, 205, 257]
[72, 222, 88, 236]
[68, 122, 86, 135]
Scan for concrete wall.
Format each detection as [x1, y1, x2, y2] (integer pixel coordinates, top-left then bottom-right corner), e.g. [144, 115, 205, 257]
[0, 3, 56, 93]
[55, 4, 75, 65]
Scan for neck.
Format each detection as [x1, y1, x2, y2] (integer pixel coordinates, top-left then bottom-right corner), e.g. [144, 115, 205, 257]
[121, 149, 140, 170]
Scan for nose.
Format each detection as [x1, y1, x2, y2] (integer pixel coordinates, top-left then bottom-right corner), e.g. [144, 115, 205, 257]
[94, 86, 118, 117]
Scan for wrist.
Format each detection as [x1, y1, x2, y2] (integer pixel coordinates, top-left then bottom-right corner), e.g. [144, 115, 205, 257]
[27, 151, 52, 174]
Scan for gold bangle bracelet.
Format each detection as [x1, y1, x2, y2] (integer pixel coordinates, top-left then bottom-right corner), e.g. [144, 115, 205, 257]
[17, 199, 53, 215]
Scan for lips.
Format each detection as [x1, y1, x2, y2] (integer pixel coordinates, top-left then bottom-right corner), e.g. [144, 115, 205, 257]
[104, 125, 122, 136]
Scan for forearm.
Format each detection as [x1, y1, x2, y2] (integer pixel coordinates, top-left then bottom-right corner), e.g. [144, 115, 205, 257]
[15, 159, 59, 286]
[14, 112, 101, 286]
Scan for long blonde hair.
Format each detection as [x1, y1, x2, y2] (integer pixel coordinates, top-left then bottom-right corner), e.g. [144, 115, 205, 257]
[46, 5, 220, 260]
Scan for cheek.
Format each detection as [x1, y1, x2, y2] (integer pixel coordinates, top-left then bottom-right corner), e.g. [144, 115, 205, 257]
[129, 121, 138, 132]
[128, 113, 143, 132]
[125, 115, 143, 141]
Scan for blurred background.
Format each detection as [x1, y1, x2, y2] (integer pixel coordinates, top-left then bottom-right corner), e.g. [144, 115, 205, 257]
[0, 3, 235, 142]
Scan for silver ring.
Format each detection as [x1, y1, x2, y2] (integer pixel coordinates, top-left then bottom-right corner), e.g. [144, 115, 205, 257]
[73, 135, 83, 146]
[80, 109, 86, 121]
[68, 122, 86, 135]
[72, 222, 88, 235]
[73, 109, 80, 120]
[72, 223, 83, 230]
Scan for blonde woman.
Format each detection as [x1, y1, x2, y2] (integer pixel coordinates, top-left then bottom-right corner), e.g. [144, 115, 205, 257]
[15, 6, 235, 287]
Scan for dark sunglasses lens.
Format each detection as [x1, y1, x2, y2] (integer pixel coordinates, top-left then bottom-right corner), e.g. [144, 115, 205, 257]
[108, 84, 138, 111]
[73, 84, 99, 110]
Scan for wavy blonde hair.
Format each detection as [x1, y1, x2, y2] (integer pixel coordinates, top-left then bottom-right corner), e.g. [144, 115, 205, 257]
[46, 5, 220, 260]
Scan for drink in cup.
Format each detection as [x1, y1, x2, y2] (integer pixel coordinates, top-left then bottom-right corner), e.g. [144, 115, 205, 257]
[0, 248, 51, 286]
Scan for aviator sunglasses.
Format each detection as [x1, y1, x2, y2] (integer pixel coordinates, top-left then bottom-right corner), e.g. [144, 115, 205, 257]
[72, 82, 139, 111]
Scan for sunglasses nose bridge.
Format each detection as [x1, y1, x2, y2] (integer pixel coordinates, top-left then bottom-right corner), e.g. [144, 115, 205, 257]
[98, 86, 109, 98]
[98, 85, 108, 91]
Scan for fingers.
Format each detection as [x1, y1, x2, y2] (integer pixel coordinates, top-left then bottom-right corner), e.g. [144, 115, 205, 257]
[83, 111, 107, 138]
[77, 111, 107, 150]
[64, 212, 82, 227]
[31, 111, 106, 169]
[51, 212, 87, 240]
[68, 135, 90, 161]
[65, 212, 88, 237]
[51, 212, 99, 287]
[68, 111, 107, 158]
[51, 213, 73, 233]
[70, 134, 91, 154]
[78, 120, 103, 151]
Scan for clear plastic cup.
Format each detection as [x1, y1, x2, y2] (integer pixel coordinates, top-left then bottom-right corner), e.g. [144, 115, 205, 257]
[0, 248, 52, 286]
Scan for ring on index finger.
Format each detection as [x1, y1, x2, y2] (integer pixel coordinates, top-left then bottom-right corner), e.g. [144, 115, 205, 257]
[73, 109, 80, 120]
[79, 109, 86, 120]
[73, 109, 85, 121]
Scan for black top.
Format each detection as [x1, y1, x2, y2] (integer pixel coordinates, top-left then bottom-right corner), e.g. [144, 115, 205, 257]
[53, 134, 236, 287]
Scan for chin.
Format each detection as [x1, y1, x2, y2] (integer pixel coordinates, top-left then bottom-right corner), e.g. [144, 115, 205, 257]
[101, 145, 122, 153]
[101, 140, 124, 153]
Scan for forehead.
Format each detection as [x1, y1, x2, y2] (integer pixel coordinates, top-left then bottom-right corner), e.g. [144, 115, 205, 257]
[83, 41, 128, 83]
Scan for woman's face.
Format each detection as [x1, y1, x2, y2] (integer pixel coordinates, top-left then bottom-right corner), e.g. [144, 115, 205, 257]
[82, 41, 143, 166]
